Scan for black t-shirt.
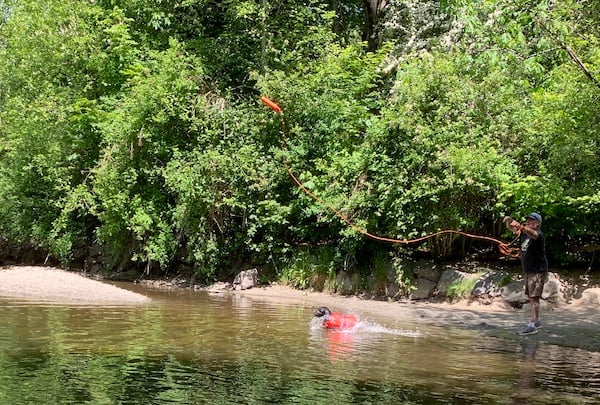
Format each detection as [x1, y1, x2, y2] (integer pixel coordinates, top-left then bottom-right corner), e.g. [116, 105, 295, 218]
[520, 230, 549, 273]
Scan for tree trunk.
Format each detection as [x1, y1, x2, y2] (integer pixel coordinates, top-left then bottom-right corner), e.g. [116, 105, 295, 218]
[362, 0, 387, 51]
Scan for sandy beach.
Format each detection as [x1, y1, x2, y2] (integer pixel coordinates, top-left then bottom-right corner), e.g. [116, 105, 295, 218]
[0, 265, 150, 305]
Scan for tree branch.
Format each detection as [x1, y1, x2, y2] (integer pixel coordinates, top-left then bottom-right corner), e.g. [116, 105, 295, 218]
[537, 17, 600, 89]
[561, 42, 600, 89]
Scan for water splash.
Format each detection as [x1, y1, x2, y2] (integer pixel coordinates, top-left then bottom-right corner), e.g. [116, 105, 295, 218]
[355, 320, 421, 337]
[310, 315, 420, 337]
[309, 316, 324, 330]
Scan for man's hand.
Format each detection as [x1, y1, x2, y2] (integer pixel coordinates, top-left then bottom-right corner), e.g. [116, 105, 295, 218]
[503, 216, 522, 233]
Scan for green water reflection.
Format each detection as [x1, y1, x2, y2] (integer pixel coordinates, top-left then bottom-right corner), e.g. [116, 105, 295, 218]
[0, 286, 599, 404]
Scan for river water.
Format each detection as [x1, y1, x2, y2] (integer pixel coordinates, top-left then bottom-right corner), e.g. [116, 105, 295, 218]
[0, 283, 598, 404]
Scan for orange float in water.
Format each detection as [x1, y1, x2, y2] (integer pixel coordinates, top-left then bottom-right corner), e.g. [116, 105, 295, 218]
[314, 306, 357, 330]
[323, 313, 357, 329]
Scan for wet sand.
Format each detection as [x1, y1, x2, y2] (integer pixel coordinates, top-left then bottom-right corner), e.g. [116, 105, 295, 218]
[225, 282, 600, 350]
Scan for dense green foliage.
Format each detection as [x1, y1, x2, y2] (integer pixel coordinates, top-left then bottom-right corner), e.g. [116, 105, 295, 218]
[0, 0, 598, 283]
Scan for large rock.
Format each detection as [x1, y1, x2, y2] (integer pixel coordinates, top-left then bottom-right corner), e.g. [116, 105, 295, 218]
[233, 268, 258, 290]
[501, 280, 527, 306]
[335, 270, 361, 295]
[501, 272, 570, 306]
[472, 271, 511, 298]
[410, 278, 437, 300]
[578, 288, 600, 305]
[542, 272, 568, 304]
[413, 260, 441, 282]
[436, 268, 470, 297]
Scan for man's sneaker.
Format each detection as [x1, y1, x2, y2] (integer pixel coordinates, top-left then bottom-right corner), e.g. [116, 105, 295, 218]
[517, 324, 538, 335]
[534, 320, 541, 328]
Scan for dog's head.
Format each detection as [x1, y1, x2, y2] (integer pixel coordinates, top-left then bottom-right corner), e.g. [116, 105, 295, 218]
[314, 306, 331, 318]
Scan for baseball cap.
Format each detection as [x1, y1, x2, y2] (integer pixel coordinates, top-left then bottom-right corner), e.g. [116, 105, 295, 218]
[525, 212, 542, 223]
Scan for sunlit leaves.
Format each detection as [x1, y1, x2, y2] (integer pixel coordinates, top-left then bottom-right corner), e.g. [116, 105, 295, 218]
[0, 0, 598, 274]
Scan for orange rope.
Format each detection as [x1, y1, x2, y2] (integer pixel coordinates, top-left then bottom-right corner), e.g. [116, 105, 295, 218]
[260, 96, 519, 256]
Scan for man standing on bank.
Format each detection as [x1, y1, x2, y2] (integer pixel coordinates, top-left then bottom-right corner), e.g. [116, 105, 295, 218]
[504, 212, 549, 335]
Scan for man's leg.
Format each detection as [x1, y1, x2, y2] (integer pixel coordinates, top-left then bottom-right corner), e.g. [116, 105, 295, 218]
[517, 274, 542, 334]
[530, 296, 540, 324]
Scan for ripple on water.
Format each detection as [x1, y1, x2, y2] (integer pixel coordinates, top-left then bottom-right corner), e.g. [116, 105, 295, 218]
[1, 287, 600, 404]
